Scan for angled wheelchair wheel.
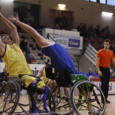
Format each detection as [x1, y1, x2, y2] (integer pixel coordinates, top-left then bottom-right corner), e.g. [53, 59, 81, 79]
[34, 86, 56, 113]
[70, 81, 106, 115]
[53, 86, 74, 115]
[0, 81, 20, 115]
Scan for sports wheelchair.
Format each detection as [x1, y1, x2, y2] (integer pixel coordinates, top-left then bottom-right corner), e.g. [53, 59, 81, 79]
[52, 71, 106, 115]
[0, 77, 55, 115]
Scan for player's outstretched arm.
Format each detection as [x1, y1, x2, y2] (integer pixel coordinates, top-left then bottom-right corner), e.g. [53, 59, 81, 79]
[9, 15, 53, 48]
[0, 36, 5, 56]
[0, 12, 20, 45]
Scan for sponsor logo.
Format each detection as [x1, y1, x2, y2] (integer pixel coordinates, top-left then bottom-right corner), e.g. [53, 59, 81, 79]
[69, 39, 80, 47]
[32, 67, 39, 76]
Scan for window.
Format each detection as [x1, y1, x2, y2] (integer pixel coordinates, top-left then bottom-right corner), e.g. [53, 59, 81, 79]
[85, 0, 115, 6]
[107, 0, 115, 6]
[85, 0, 96, 2]
[90, 0, 96, 2]
[100, 0, 106, 4]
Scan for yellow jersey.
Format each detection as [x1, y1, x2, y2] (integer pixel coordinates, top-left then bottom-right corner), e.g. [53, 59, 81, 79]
[2, 43, 33, 77]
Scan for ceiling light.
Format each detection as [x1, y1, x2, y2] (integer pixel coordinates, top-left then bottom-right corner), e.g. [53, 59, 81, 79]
[58, 4, 66, 9]
[102, 11, 113, 17]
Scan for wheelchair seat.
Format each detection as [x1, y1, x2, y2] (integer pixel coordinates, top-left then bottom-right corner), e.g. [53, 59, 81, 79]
[55, 70, 73, 87]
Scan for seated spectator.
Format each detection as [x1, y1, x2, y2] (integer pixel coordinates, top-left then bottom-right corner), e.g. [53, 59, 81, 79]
[86, 68, 95, 78]
[81, 23, 87, 37]
[95, 69, 99, 77]
[100, 28, 106, 37]
[110, 69, 113, 78]
[76, 23, 83, 33]
[87, 24, 95, 38]
[23, 17, 33, 27]
[1, 28, 9, 34]
[95, 25, 100, 37]
[78, 71, 84, 75]
[54, 24, 60, 29]
[112, 72, 115, 78]
[105, 26, 110, 37]
[20, 36, 31, 58]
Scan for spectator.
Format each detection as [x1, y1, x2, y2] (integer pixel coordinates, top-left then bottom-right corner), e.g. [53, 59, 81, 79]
[86, 68, 95, 78]
[95, 69, 99, 77]
[95, 25, 100, 37]
[110, 69, 113, 78]
[23, 17, 33, 27]
[87, 24, 95, 38]
[78, 71, 84, 75]
[112, 72, 115, 78]
[53, 24, 60, 29]
[1, 28, 9, 34]
[105, 26, 110, 37]
[76, 23, 83, 32]
[20, 36, 31, 58]
[81, 23, 87, 37]
[55, 13, 67, 30]
[101, 28, 106, 37]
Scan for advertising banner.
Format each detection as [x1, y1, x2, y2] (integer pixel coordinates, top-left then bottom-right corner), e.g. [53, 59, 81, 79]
[49, 34, 83, 49]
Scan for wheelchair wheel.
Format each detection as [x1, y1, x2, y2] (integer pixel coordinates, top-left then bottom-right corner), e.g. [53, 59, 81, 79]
[54, 86, 74, 115]
[34, 86, 55, 113]
[0, 81, 20, 115]
[70, 81, 106, 115]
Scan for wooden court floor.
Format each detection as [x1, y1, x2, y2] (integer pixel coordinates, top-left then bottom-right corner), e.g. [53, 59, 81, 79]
[13, 93, 115, 115]
[105, 95, 115, 115]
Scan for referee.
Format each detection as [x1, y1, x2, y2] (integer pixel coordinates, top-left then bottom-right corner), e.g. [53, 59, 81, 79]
[96, 39, 115, 103]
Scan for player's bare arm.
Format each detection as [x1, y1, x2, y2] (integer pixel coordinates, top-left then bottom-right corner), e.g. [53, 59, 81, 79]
[0, 37, 5, 56]
[9, 15, 53, 48]
[0, 12, 20, 45]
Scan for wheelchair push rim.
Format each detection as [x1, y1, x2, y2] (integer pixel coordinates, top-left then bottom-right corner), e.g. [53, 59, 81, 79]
[0, 81, 20, 115]
[70, 80, 106, 115]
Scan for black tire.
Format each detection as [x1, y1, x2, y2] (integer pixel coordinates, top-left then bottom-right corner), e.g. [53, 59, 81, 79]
[70, 81, 106, 115]
[0, 80, 20, 115]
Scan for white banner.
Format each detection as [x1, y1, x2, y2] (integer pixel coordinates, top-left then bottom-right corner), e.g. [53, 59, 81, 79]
[93, 81, 115, 94]
[49, 34, 83, 50]
[0, 62, 45, 76]
[29, 64, 45, 76]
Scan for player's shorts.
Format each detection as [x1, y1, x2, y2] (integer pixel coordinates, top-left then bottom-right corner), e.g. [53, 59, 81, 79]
[19, 75, 45, 88]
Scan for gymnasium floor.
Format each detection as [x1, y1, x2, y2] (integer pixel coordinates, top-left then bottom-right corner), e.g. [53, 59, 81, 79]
[105, 95, 115, 115]
[14, 93, 115, 115]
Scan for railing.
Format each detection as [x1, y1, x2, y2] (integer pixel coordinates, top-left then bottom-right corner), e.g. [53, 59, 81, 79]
[84, 44, 97, 65]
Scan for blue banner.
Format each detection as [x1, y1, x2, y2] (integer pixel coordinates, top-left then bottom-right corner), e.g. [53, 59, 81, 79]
[69, 39, 80, 48]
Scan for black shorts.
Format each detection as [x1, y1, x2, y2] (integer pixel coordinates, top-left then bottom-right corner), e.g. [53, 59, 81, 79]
[45, 67, 73, 87]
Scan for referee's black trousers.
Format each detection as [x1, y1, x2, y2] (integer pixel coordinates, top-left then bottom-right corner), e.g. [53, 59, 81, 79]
[99, 66, 110, 101]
